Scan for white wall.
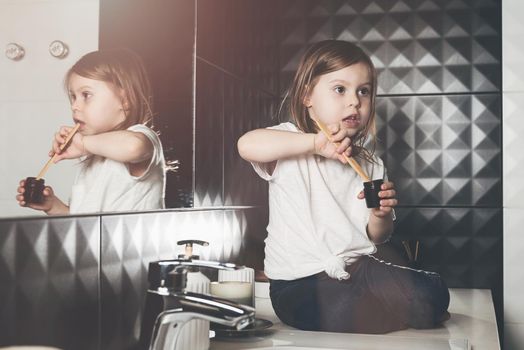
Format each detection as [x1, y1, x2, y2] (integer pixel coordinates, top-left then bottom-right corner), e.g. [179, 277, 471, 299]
[0, 0, 99, 217]
[503, 0, 524, 348]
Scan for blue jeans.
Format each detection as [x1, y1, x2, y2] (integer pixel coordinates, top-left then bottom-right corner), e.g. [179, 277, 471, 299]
[269, 255, 450, 334]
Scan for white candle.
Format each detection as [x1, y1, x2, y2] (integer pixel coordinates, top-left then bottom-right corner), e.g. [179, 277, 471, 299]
[210, 281, 253, 306]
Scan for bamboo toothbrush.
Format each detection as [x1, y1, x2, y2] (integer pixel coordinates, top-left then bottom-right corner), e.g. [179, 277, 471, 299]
[311, 117, 370, 182]
[402, 241, 413, 262]
[36, 124, 81, 180]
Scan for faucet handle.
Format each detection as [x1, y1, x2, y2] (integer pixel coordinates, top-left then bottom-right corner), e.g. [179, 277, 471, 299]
[177, 239, 209, 259]
[147, 258, 244, 292]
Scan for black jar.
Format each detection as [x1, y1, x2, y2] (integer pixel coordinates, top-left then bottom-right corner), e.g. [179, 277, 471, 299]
[363, 179, 383, 208]
[24, 177, 45, 204]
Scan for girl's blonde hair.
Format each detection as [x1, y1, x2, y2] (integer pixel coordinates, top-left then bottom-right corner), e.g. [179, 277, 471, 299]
[288, 40, 378, 162]
[64, 48, 154, 130]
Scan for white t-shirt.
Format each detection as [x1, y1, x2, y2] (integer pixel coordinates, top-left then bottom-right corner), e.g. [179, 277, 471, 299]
[69, 124, 166, 214]
[252, 122, 389, 281]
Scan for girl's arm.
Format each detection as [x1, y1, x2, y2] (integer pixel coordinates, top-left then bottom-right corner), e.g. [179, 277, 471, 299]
[83, 131, 154, 177]
[45, 196, 70, 215]
[82, 130, 153, 164]
[366, 212, 394, 244]
[53, 127, 153, 167]
[52, 127, 154, 177]
[360, 181, 397, 244]
[238, 126, 352, 164]
[238, 129, 316, 163]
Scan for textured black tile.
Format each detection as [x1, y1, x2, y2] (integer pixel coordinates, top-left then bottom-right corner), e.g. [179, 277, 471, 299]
[391, 207, 502, 289]
[375, 94, 501, 206]
[194, 60, 225, 207]
[0, 217, 100, 350]
[223, 75, 276, 206]
[278, 0, 501, 95]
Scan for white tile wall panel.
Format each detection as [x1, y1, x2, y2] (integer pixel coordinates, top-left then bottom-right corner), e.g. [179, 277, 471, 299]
[504, 0, 524, 347]
[505, 323, 524, 350]
[502, 92, 524, 208]
[2, 100, 76, 217]
[0, 0, 99, 218]
[504, 209, 524, 323]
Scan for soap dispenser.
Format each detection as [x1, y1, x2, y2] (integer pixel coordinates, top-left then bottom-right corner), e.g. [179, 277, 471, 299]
[176, 239, 210, 350]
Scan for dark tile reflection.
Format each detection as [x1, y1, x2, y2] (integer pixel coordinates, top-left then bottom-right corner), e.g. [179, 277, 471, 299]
[195, 60, 225, 207]
[100, 0, 195, 208]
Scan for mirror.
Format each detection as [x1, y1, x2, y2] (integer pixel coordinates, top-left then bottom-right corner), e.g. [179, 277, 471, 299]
[1, 0, 502, 219]
[99, 0, 279, 209]
[0, 0, 276, 218]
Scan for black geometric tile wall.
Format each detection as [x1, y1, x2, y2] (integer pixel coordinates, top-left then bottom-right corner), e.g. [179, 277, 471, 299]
[392, 207, 502, 287]
[278, 0, 501, 95]
[0, 216, 100, 350]
[223, 76, 277, 206]
[375, 94, 501, 206]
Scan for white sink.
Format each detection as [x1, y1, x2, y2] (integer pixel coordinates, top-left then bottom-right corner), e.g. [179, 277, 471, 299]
[210, 329, 469, 350]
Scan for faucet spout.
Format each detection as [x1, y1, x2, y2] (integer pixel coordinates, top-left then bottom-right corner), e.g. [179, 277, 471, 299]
[148, 291, 255, 350]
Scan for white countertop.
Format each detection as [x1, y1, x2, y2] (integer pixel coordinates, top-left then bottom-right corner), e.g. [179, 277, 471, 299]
[388, 288, 500, 350]
[210, 285, 499, 350]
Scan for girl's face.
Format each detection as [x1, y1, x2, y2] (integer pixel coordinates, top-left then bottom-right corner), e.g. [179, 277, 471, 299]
[68, 73, 127, 135]
[305, 62, 372, 137]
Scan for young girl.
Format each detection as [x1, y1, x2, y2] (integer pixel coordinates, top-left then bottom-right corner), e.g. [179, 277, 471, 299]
[16, 48, 166, 214]
[238, 40, 449, 334]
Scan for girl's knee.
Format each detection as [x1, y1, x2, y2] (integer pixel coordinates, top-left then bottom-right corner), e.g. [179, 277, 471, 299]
[408, 283, 450, 329]
[416, 272, 450, 307]
[400, 272, 449, 329]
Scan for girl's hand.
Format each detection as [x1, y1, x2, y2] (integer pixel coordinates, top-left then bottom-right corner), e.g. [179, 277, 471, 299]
[313, 123, 352, 163]
[358, 181, 398, 217]
[50, 125, 87, 162]
[16, 179, 57, 213]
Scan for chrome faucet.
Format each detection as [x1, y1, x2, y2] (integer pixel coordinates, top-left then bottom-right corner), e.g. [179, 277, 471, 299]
[139, 258, 256, 350]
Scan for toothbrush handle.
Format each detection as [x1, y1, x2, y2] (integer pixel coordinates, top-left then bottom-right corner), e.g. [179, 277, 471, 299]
[312, 118, 370, 182]
[36, 124, 80, 180]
